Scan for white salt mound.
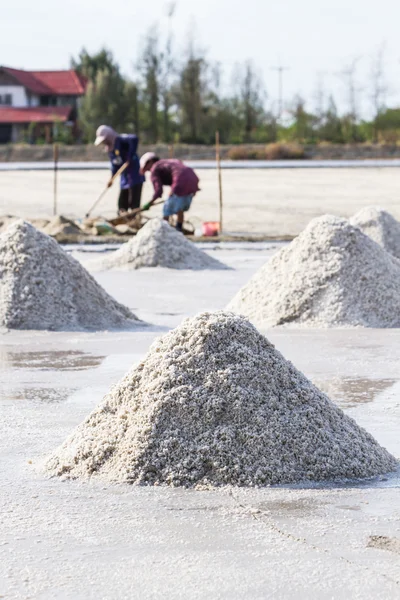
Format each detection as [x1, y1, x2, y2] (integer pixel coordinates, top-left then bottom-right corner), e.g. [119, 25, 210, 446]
[44, 311, 397, 487]
[227, 214, 400, 328]
[0, 220, 140, 331]
[350, 206, 400, 259]
[90, 218, 229, 270]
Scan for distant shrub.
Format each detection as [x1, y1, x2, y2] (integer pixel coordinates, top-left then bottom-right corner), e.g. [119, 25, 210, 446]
[227, 142, 305, 160]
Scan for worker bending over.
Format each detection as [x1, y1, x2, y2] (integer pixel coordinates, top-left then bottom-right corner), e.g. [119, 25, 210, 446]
[94, 125, 144, 215]
[139, 153, 199, 232]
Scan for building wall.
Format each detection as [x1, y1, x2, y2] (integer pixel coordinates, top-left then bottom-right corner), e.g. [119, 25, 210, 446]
[0, 85, 28, 107]
[11, 124, 23, 142]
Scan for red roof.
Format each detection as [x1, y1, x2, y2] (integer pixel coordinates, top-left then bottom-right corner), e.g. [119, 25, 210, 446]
[1, 67, 86, 95]
[32, 71, 86, 95]
[0, 106, 73, 124]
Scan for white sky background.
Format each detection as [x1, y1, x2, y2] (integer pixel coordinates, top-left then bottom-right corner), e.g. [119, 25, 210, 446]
[2, 0, 400, 117]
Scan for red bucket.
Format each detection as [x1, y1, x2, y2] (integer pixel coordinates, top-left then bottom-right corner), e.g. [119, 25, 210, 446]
[202, 221, 220, 237]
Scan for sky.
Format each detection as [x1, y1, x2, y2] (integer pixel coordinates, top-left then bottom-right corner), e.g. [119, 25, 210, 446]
[2, 0, 400, 117]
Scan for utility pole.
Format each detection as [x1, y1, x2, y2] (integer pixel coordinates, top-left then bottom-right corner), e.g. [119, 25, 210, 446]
[271, 63, 290, 120]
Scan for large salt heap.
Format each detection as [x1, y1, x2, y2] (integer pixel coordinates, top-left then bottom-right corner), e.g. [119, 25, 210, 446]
[350, 206, 400, 259]
[227, 214, 400, 328]
[90, 218, 229, 270]
[45, 311, 397, 487]
[0, 220, 140, 331]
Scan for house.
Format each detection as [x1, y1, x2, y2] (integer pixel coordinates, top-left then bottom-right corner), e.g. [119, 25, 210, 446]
[0, 66, 87, 143]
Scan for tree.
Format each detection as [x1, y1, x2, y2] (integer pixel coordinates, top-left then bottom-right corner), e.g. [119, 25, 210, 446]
[232, 60, 266, 142]
[338, 57, 363, 141]
[288, 96, 317, 142]
[138, 27, 161, 143]
[71, 48, 120, 82]
[159, 2, 177, 143]
[177, 42, 207, 142]
[79, 69, 130, 141]
[370, 44, 388, 142]
[124, 81, 141, 136]
[318, 96, 344, 143]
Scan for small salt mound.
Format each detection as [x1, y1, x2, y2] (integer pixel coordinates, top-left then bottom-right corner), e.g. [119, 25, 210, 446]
[90, 218, 229, 271]
[0, 220, 140, 331]
[227, 214, 400, 328]
[350, 206, 400, 259]
[43, 215, 82, 237]
[44, 311, 397, 487]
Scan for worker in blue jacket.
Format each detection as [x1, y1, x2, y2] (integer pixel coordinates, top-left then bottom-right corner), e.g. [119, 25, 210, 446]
[94, 125, 145, 214]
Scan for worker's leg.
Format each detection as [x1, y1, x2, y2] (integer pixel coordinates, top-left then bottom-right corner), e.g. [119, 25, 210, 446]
[162, 195, 177, 224]
[175, 195, 194, 232]
[118, 189, 129, 214]
[128, 184, 143, 211]
[176, 211, 184, 232]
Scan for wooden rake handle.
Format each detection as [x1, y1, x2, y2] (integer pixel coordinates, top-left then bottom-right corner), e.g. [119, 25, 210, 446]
[85, 161, 129, 218]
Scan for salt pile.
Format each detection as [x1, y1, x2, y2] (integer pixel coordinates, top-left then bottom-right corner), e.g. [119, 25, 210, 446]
[0, 220, 140, 331]
[43, 215, 83, 238]
[90, 218, 229, 270]
[350, 206, 400, 259]
[227, 214, 400, 328]
[44, 311, 397, 487]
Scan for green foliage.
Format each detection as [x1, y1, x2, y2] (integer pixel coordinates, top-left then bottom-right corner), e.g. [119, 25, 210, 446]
[67, 43, 400, 147]
[78, 70, 131, 142]
[375, 108, 400, 131]
[71, 47, 120, 82]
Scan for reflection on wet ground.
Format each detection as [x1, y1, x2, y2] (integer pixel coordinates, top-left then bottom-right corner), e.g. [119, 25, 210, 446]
[0, 350, 104, 371]
[4, 387, 76, 404]
[256, 498, 326, 517]
[312, 377, 397, 408]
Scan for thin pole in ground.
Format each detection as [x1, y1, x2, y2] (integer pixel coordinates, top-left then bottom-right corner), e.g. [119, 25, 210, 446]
[271, 62, 290, 120]
[215, 130, 223, 235]
[53, 143, 59, 216]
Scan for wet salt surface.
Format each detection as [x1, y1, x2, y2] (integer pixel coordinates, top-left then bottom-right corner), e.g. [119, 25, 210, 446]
[1, 246, 400, 598]
[312, 377, 398, 408]
[0, 349, 104, 371]
[6, 387, 77, 404]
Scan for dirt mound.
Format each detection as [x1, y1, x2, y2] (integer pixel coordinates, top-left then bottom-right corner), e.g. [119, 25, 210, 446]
[350, 206, 400, 259]
[90, 218, 229, 270]
[44, 311, 397, 487]
[227, 215, 400, 328]
[0, 220, 140, 331]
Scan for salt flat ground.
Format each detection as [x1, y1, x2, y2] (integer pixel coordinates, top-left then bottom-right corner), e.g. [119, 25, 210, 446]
[1, 246, 400, 599]
[1, 167, 400, 235]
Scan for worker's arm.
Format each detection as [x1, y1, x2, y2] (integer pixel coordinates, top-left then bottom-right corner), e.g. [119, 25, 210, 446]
[108, 161, 119, 187]
[141, 174, 163, 211]
[108, 136, 132, 187]
[150, 172, 163, 202]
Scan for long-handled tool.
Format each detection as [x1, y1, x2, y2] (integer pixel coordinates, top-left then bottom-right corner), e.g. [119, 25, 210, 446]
[110, 199, 165, 225]
[85, 161, 129, 218]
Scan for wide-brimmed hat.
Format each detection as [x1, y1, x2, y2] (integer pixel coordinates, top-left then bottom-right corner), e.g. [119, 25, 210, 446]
[139, 152, 157, 174]
[94, 125, 117, 146]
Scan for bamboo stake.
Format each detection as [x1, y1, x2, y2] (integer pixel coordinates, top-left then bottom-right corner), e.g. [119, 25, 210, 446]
[53, 143, 59, 216]
[215, 131, 223, 234]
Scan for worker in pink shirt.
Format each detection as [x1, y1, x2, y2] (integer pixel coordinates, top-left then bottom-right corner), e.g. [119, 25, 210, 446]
[140, 153, 200, 232]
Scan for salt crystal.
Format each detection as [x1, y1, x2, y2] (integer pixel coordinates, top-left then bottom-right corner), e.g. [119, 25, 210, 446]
[350, 206, 400, 259]
[0, 220, 140, 331]
[227, 215, 400, 328]
[44, 311, 397, 487]
[90, 218, 229, 271]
